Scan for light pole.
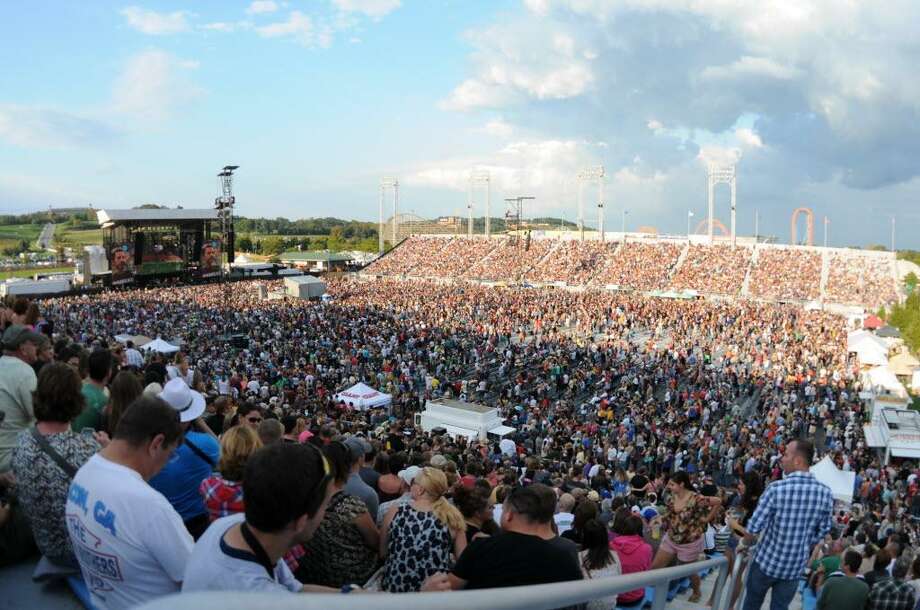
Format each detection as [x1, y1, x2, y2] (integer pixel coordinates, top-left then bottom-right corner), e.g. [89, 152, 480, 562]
[823, 216, 829, 248]
[687, 210, 694, 238]
[621, 209, 628, 241]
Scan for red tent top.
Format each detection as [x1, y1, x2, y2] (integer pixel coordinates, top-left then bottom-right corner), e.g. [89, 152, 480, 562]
[863, 315, 884, 329]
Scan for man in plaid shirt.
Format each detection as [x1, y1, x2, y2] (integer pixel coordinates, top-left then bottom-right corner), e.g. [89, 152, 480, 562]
[866, 556, 916, 610]
[741, 440, 833, 610]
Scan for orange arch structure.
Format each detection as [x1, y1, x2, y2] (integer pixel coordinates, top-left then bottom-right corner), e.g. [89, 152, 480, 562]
[695, 219, 728, 236]
[636, 225, 658, 235]
[791, 207, 814, 245]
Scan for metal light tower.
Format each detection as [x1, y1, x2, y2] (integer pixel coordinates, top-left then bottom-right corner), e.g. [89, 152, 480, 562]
[577, 166, 605, 242]
[469, 170, 491, 237]
[504, 196, 534, 245]
[379, 177, 399, 253]
[215, 165, 239, 270]
[707, 163, 737, 246]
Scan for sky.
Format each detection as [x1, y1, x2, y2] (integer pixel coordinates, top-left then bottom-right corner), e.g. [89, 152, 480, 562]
[1, 0, 919, 248]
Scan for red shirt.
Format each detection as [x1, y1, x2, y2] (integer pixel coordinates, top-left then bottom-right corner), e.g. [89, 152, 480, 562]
[199, 475, 245, 521]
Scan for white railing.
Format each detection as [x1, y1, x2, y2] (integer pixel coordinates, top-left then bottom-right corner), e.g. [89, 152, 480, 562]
[138, 555, 731, 610]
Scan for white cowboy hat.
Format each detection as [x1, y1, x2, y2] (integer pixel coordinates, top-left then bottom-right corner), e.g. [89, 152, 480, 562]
[158, 378, 206, 423]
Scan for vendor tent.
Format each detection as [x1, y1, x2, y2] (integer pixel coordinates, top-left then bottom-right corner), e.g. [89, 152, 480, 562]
[810, 456, 856, 504]
[863, 314, 884, 330]
[848, 330, 889, 366]
[889, 351, 920, 378]
[140, 337, 180, 353]
[114, 334, 152, 347]
[334, 382, 391, 411]
[865, 366, 909, 400]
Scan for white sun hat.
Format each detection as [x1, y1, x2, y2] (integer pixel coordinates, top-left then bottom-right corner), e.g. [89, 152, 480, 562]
[158, 377, 206, 423]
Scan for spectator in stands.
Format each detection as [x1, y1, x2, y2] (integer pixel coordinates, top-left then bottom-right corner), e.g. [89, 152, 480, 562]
[236, 403, 263, 430]
[610, 508, 652, 608]
[865, 549, 892, 590]
[296, 441, 380, 588]
[200, 425, 263, 522]
[149, 378, 220, 540]
[72, 347, 111, 432]
[66, 395, 193, 610]
[652, 470, 720, 603]
[344, 436, 379, 517]
[448, 483, 582, 590]
[124, 340, 144, 369]
[102, 370, 143, 436]
[12, 363, 106, 568]
[258, 419, 284, 445]
[31, 334, 53, 376]
[453, 482, 494, 543]
[358, 442, 380, 491]
[562, 499, 598, 547]
[555, 492, 576, 534]
[866, 556, 915, 610]
[741, 440, 834, 610]
[817, 549, 869, 610]
[580, 518, 621, 610]
[376, 464, 419, 526]
[0, 324, 41, 472]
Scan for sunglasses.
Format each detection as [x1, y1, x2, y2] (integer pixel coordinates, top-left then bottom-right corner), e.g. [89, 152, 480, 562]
[247, 417, 263, 423]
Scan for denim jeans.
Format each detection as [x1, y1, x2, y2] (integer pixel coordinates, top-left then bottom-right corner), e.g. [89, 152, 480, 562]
[741, 560, 799, 610]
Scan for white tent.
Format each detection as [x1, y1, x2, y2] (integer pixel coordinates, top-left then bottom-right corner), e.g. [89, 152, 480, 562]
[140, 337, 180, 354]
[864, 366, 909, 400]
[810, 456, 856, 504]
[847, 331, 889, 367]
[334, 382, 391, 411]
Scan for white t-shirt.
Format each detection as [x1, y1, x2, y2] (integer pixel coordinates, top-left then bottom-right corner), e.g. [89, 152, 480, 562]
[183, 514, 302, 594]
[66, 454, 194, 610]
[555, 512, 575, 534]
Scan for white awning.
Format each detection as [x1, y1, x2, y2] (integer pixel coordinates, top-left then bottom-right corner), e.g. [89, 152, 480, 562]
[891, 447, 920, 459]
[863, 425, 886, 448]
[488, 425, 516, 437]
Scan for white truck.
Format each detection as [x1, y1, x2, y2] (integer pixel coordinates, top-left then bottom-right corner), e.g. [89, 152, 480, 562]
[415, 398, 515, 442]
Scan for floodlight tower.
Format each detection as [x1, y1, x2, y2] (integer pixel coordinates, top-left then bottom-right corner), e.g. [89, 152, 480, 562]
[504, 196, 535, 245]
[379, 177, 399, 253]
[469, 170, 491, 237]
[215, 165, 239, 271]
[577, 166, 605, 242]
[707, 163, 737, 246]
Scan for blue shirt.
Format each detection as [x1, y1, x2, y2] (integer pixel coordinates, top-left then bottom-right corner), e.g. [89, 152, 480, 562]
[747, 470, 834, 580]
[149, 431, 220, 521]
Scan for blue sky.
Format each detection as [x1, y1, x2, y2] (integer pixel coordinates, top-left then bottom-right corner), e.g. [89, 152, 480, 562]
[1, 1, 919, 248]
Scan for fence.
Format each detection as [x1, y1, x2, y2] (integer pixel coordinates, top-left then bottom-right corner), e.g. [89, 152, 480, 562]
[139, 555, 733, 610]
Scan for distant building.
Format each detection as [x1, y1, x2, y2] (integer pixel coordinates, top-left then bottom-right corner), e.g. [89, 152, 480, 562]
[279, 250, 353, 272]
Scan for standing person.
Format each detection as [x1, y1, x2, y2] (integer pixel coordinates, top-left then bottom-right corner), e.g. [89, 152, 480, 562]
[741, 440, 834, 610]
[12, 363, 104, 568]
[579, 518, 622, 610]
[651, 471, 721, 603]
[199, 425, 263, 522]
[124, 340, 144, 370]
[149, 378, 220, 540]
[72, 347, 112, 432]
[0, 325, 41, 472]
[295, 441, 380, 588]
[380, 467, 467, 592]
[66, 395, 193, 610]
[866, 556, 915, 610]
[344, 436, 379, 518]
[102, 370, 143, 437]
[816, 550, 869, 610]
[610, 508, 653, 609]
[448, 483, 583, 590]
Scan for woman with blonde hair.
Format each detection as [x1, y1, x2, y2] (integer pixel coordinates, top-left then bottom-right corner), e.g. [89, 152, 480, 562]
[199, 425, 263, 521]
[380, 467, 467, 592]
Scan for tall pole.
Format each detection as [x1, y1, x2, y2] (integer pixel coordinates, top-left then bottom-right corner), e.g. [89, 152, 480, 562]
[467, 185, 473, 238]
[687, 211, 691, 239]
[823, 216, 829, 248]
[485, 179, 491, 238]
[597, 179, 604, 242]
[730, 174, 737, 247]
[707, 169, 714, 242]
[577, 180, 584, 241]
[392, 180, 399, 246]
[621, 209, 627, 238]
[378, 186, 384, 253]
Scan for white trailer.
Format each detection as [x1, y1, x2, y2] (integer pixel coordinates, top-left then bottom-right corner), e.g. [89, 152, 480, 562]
[415, 398, 515, 442]
[0, 277, 72, 297]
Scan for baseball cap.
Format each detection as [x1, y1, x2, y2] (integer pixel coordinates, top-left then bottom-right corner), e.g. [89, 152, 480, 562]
[344, 436, 371, 463]
[641, 507, 659, 521]
[398, 466, 422, 486]
[2, 324, 44, 351]
[158, 377, 206, 423]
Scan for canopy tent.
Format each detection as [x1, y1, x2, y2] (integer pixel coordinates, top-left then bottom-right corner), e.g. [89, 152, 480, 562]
[877, 325, 901, 338]
[848, 331, 889, 367]
[889, 351, 920, 378]
[140, 337, 180, 353]
[114, 334, 152, 347]
[864, 366, 909, 400]
[863, 314, 884, 330]
[810, 456, 856, 504]
[333, 382, 391, 411]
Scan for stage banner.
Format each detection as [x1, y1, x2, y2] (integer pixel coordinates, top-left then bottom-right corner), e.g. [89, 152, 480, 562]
[200, 239, 221, 277]
[110, 243, 135, 285]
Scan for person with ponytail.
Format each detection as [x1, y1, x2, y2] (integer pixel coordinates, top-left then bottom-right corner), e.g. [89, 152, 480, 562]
[380, 466, 467, 592]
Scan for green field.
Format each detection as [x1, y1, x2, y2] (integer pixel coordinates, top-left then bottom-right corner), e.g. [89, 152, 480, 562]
[0, 266, 73, 279]
[61, 228, 103, 247]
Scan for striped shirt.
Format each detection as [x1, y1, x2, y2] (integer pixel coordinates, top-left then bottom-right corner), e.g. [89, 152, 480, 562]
[747, 470, 833, 580]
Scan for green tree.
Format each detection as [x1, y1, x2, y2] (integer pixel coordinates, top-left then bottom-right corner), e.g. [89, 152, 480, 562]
[261, 236, 285, 256]
[904, 272, 918, 293]
[237, 236, 254, 253]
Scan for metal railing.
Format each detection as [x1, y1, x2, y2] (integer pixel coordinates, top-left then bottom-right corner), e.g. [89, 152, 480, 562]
[138, 555, 731, 610]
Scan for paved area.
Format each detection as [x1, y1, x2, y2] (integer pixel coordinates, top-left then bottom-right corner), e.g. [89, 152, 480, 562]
[36, 222, 55, 250]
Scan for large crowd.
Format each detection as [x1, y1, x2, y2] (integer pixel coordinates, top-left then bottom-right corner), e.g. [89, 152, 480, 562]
[366, 236, 899, 309]
[0, 275, 917, 610]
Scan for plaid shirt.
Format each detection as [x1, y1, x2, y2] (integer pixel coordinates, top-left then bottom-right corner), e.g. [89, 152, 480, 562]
[199, 475, 244, 521]
[866, 577, 916, 610]
[748, 470, 833, 580]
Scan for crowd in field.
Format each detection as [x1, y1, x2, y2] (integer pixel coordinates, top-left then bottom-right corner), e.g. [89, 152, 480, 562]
[0, 278, 916, 610]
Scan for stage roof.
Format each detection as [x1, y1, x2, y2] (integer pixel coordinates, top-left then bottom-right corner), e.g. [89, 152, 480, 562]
[97, 208, 219, 226]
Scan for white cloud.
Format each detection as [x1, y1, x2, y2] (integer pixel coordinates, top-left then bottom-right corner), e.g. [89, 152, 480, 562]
[246, 1, 279, 15]
[111, 50, 203, 122]
[120, 6, 190, 35]
[735, 128, 763, 149]
[333, 0, 401, 19]
[201, 21, 252, 33]
[0, 105, 118, 148]
[482, 119, 514, 138]
[700, 56, 803, 82]
[256, 11, 331, 47]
